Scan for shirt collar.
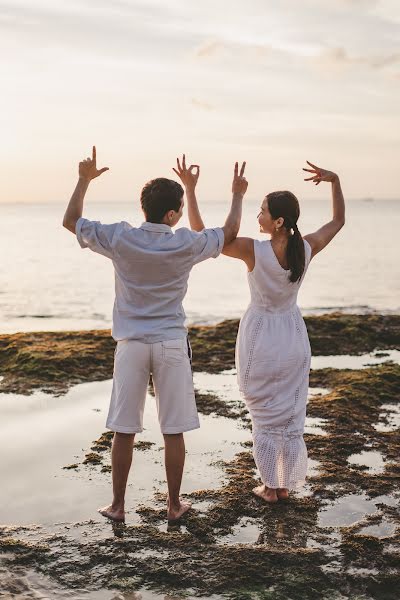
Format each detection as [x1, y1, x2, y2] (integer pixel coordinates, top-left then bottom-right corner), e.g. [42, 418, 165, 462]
[140, 222, 172, 234]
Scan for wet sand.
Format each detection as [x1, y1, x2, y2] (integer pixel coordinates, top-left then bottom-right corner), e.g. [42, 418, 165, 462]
[0, 313, 399, 599]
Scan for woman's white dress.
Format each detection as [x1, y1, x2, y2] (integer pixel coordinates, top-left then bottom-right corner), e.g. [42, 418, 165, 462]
[236, 239, 312, 489]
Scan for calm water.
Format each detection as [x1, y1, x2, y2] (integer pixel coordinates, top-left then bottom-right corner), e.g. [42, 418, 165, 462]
[1, 198, 398, 333]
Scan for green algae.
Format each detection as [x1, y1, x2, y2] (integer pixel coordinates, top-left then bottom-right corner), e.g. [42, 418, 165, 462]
[76, 432, 156, 470]
[195, 389, 243, 419]
[35, 361, 396, 597]
[307, 364, 400, 497]
[82, 452, 102, 465]
[1, 315, 399, 599]
[1, 313, 399, 395]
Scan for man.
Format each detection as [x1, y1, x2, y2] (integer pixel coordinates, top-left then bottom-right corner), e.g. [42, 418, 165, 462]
[63, 147, 248, 523]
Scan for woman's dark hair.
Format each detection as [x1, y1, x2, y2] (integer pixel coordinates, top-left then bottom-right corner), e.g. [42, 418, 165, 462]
[267, 190, 305, 283]
[141, 178, 184, 223]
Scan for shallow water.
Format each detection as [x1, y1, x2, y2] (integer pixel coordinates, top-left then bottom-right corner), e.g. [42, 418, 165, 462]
[310, 349, 400, 370]
[360, 520, 397, 539]
[373, 403, 400, 433]
[0, 379, 249, 526]
[1, 365, 398, 599]
[318, 492, 398, 528]
[304, 417, 329, 436]
[0, 557, 214, 599]
[347, 450, 387, 475]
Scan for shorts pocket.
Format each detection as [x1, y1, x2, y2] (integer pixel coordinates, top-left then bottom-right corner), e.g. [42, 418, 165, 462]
[162, 339, 185, 366]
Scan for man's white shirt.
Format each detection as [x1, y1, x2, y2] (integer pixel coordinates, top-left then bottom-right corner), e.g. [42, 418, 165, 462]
[76, 218, 224, 342]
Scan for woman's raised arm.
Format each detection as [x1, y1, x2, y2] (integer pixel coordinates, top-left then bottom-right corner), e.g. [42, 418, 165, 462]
[303, 161, 345, 259]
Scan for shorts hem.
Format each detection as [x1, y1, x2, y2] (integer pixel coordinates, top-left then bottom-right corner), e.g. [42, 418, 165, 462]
[161, 420, 200, 434]
[106, 422, 143, 434]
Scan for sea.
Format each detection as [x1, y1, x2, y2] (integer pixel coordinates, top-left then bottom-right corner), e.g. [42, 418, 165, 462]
[1, 198, 398, 334]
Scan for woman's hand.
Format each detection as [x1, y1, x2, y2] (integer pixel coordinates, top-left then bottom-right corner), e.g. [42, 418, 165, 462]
[232, 161, 248, 196]
[173, 154, 200, 190]
[303, 161, 338, 185]
[79, 146, 109, 182]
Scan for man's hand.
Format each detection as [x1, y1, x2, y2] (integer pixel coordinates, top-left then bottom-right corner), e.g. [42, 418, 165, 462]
[172, 154, 200, 190]
[303, 161, 338, 185]
[79, 146, 109, 182]
[232, 161, 248, 196]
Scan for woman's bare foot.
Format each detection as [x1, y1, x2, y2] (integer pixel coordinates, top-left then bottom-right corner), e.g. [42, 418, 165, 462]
[252, 485, 278, 503]
[277, 488, 289, 500]
[167, 498, 192, 523]
[98, 504, 125, 522]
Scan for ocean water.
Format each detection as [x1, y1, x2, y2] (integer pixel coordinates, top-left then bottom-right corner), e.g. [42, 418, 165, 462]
[1, 198, 398, 333]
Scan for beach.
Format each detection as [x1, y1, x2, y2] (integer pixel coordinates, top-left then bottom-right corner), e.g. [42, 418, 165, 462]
[1, 313, 399, 600]
[3, 0, 400, 596]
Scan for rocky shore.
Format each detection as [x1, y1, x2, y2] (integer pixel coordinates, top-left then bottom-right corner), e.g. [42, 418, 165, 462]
[0, 312, 399, 599]
[0, 312, 399, 395]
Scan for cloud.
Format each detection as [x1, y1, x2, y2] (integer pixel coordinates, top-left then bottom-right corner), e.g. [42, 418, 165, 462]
[191, 98, 215, 111]
[316, 46, 400, 72]
[194, 40, 223, 58]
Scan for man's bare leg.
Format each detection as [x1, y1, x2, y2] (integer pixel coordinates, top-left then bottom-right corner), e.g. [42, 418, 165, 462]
[98, 432, 135, 522]
[164, 433, 191, 521]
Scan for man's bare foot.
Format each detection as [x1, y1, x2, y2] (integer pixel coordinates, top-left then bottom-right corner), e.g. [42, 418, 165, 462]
[98, 504, 125, 522]
[277, 488, 289, 500]
[252, 485, 278, 503]
[167, 499, 192, 523]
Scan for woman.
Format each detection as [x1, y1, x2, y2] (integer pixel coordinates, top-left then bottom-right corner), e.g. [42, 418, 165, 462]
[174, 157, 345, 503]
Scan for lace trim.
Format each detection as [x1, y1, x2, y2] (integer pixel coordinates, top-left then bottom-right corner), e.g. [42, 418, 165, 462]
[242, 316, 263, 394]
[284, 310, 309, 431]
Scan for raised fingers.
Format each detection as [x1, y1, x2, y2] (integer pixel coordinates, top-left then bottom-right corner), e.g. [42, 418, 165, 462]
[306, 160, 319, 170]
[240, 161, 246, 177]
[176, 157, 182, 172]
[92, 146, 96, 163]
[234, 162, 238, 178]
[182, 154, 186, 169]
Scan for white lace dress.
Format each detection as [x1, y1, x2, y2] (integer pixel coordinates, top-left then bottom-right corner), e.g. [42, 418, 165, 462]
[236, 239, 312, 489]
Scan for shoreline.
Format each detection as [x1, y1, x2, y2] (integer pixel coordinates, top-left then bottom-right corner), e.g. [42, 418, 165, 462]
[0, 312, 399, 396]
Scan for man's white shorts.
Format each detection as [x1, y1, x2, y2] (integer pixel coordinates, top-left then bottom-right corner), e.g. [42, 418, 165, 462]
[106, 338, 200, 435]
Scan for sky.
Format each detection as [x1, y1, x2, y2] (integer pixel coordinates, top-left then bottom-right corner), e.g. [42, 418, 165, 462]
[0, 0, 399, 204]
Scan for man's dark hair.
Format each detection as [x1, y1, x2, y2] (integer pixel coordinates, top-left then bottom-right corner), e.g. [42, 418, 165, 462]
[140, 178, 184, 223]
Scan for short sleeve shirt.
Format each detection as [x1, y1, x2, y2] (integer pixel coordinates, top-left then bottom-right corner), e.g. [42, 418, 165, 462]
[76, 218, 224, 342]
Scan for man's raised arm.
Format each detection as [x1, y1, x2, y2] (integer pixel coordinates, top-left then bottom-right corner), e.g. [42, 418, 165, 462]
[63, 146, 109, 233]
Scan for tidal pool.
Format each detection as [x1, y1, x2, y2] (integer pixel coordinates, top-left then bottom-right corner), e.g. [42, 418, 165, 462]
[1, 361, 398, 600]
[347, 450, 387, 475]
[318, 492, 398, 528]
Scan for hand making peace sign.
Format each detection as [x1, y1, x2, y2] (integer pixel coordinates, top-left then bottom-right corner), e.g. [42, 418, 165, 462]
[232, 161, 248, 196]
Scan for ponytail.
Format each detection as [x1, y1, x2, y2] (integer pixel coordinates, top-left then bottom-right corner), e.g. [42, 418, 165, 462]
[286, 221, 305, 283]
[267, 191, 305, 283]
